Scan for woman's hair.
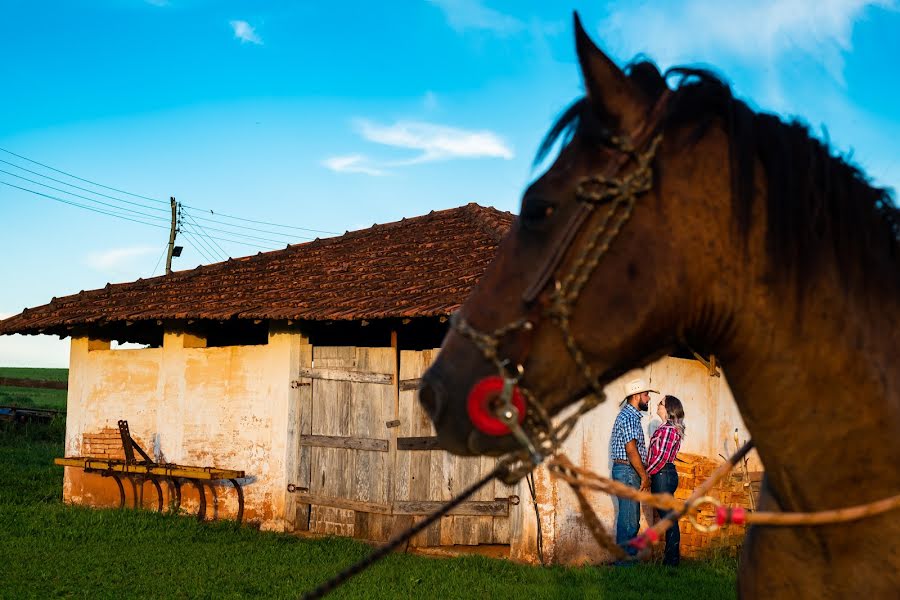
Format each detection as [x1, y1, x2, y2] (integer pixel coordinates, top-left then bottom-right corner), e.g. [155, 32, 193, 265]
[664, 395, 686, 438]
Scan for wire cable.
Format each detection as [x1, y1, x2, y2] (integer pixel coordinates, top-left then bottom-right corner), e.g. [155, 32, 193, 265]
[186, 211, 316, 241]
[184, 213, 230, 260]
[0, 146, 169, 205]
[180, 229, 216, 264]
[0, 158, 169, 214]
[0, 168, 170, 223]
[183, 204, 337, 235]
[182, 220, 227, 263]
[151, 245, 168, 277]
[1, 180, 278, 250]
[0, 147, 337, 240]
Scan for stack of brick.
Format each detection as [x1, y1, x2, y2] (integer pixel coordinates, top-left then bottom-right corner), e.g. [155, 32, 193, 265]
[669, 452, 760, 558]
[81, 428, 148, 461]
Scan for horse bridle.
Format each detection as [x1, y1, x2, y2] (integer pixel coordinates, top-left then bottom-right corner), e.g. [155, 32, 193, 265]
[452, 90, 672, 483]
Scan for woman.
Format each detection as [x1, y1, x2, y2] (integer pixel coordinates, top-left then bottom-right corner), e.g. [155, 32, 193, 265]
[646, 394, 686, 566]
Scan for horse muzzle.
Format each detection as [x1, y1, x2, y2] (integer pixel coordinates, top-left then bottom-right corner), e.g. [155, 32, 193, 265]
[419, 364, 522, 456]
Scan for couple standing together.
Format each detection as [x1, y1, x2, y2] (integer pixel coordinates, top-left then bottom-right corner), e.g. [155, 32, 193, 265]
[610, 378, 686, 566]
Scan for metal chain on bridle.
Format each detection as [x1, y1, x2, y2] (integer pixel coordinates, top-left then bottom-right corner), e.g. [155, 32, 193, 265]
[451, 133, 663, 484]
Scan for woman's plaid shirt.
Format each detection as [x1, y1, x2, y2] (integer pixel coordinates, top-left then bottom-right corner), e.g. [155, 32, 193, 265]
[610, 404, 647, 463]
[646, 422, 683, 475]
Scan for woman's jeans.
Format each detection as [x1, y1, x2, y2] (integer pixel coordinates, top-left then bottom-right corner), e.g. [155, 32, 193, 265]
[611, 463, 641, 555]
[650, 463, 680, 566]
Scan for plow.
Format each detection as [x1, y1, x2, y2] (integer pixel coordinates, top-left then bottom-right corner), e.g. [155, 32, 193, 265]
[55, 420, 245, 522]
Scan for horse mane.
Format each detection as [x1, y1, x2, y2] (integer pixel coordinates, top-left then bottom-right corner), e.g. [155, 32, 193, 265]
[537, 60, 900, 298]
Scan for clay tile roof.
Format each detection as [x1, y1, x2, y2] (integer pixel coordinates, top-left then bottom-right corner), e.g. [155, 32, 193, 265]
[0, 203, 514, 337]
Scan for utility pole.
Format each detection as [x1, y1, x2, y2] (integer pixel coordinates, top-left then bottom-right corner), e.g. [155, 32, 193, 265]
[165, 196, 178, 275]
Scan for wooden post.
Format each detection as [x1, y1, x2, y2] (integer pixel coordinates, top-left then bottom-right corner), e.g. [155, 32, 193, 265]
[165, 197, 177, 275]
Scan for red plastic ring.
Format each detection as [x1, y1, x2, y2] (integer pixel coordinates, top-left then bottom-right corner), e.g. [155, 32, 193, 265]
[716, 505, 728, 526]
[466, 376, 526, 436]
[731, 506, 746, 525]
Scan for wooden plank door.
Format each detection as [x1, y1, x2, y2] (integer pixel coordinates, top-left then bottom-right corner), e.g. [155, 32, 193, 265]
[303, 346, 396, 539]
[395, 349, 516, 546]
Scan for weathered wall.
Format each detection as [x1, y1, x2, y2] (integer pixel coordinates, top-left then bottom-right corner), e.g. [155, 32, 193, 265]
[510, 356, 761, 565]
[62, 326, 307, 530]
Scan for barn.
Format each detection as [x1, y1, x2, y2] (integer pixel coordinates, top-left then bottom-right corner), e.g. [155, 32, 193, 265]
[0, 202, 761, 564]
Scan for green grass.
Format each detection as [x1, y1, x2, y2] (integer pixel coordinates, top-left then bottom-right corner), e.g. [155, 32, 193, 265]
[0, 384, 737, 599]
[0, 366, 68, 411]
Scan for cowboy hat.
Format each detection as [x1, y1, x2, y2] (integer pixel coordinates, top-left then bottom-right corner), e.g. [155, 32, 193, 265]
[623, 377, 659, 399]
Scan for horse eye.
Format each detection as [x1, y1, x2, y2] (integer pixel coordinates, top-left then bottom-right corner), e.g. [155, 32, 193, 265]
[520, 197, 556, 229]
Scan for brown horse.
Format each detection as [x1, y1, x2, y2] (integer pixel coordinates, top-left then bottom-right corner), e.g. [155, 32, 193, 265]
[419, 14, 900, 599]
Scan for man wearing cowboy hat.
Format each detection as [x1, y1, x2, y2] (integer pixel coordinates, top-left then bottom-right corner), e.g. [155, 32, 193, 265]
[610, 377, 657, 556]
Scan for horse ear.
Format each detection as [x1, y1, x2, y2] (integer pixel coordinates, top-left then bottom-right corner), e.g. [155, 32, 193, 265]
[573, 12, 648, 135]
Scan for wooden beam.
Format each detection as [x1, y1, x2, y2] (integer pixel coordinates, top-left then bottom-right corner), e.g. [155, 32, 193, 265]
[285, 494, 509, 517]
[291, 493, 392, 515]
[299, 435, 389, 452]
[397, 436, 441, 451]
[399, 378, 421, 392]
[394, 500, 510, 517]
[296, 368, 393, 385]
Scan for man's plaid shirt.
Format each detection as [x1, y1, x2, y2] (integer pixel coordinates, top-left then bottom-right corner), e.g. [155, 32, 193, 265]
[610, 404, 646, 463]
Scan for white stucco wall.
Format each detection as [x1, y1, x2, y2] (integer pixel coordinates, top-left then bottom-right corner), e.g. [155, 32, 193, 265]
[510, 355, 760, 564]
[63, 326, 307, 530]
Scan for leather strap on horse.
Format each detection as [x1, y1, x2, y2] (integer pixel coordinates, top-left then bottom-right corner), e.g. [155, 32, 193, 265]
[522, 89, 672, 303]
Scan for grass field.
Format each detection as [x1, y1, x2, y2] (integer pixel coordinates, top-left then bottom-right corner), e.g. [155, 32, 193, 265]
[0, 369, 738, 599]
[0, 366, 68, 411]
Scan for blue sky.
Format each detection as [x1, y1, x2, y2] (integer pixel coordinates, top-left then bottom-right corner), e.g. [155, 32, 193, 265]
[1, 0, 898, 367]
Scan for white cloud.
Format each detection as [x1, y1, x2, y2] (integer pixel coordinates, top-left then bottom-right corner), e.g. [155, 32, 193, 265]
[427, 0, 524, 35]
[230, 20, 263, 45]
[321, 155, 389, 176]
[85, 247, 157, 271]
[355, 119, 514, 164]
[598, 0, 894, 85]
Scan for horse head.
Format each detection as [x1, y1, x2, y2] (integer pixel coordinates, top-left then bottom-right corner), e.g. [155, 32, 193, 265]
[419, 15, 743, 458]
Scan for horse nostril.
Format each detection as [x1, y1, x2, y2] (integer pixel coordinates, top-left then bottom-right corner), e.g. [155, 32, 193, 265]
[418, 378, 445, 423]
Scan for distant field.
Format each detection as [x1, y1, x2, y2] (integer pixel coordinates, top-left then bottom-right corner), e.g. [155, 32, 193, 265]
[0, 366, 68, 411]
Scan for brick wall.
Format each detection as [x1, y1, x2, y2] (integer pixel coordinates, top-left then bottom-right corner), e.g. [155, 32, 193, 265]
[671, 452, 761, 558]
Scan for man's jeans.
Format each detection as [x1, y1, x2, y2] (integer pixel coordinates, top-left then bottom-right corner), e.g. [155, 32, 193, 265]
[651, 463, 681, 566]
[611, 463, 641, 555]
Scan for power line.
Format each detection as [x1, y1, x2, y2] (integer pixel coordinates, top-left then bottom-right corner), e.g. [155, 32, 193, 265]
[0, 158, 169, 214]
[0, 146, 169, 205]
[0, 168, 170, 224]
[180, 229, 217, 264]
[1, 180, 279, 250]
[186, 211, 316, 241]
[151, 245, 168, 277]
[182, 219, 228, 263]
[0, 146, 339, 240]
[179, 218, 305, 246]
[182, 204, 338, 235]
[1, 180, 172, 230]
[184, 213, 230, 261]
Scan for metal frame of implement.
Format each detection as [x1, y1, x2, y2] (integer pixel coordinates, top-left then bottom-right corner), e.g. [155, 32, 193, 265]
[54, 420, 245, 522]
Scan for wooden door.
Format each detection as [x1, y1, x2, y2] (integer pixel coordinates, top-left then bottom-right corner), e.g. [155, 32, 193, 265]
[395, 349, 516, 546]
[298, 346, 396, 539]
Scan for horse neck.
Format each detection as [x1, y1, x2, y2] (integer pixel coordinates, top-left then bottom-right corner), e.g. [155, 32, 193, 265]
[715, 271, 900, 511]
